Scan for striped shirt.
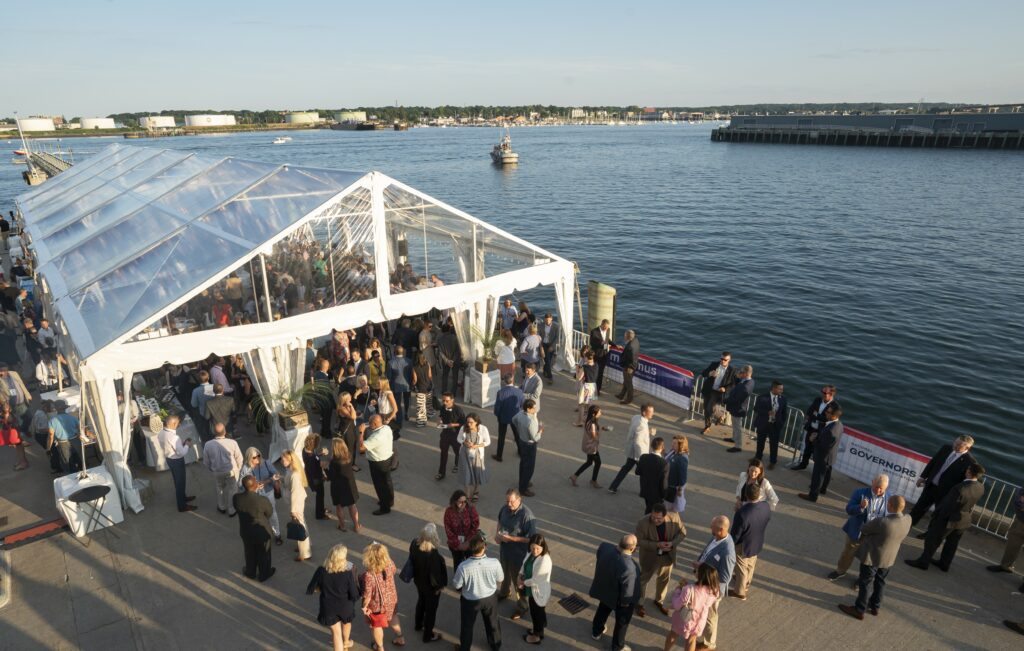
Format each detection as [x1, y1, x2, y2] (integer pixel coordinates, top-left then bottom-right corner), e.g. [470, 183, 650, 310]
[452, 555, 503, 600]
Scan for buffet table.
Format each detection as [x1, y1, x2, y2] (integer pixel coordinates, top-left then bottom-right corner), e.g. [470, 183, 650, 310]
[40, 386, 81, 412]
[144, 417, 202, 471]
[54, 466, 125, 537]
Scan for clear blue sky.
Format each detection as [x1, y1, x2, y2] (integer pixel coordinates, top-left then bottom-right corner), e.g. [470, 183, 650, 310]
[5, 0, 1022, 117]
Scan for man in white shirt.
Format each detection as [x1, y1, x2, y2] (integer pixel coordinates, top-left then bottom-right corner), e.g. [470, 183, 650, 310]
[189, 370, 214, 443]
[359, 414, 394, 515]
[203, 422, 243, 516]
[209, 357, 233, 395]
[158, 414, 197, 512]
[608, 403, 656, 494]
[35, 356, 60, 392]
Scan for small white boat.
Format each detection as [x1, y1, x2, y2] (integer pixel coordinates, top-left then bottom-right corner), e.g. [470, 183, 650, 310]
[490, 128, 519, 165]
[272, 136, 292, 144]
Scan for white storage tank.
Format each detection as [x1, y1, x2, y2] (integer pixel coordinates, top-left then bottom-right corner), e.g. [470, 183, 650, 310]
[16, 117, 56, 132]
[335, 110, 367, 123]
[285, 111, 319, 125]
[140, 116, 176, 129]
[81, 117, 116, 129]
[185, 114, 237, 127]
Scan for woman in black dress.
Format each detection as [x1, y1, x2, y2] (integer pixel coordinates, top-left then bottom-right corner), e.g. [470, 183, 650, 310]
[306, 543, 361, 651]
[327, 438, 360, 533]
[408, 523, 448, 643]
[335, 393, 360, 472]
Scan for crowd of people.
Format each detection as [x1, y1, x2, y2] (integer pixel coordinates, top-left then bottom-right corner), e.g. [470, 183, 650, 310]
[3, 279, 1023, 649]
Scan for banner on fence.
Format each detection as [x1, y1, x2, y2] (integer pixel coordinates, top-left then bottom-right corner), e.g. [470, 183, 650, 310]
[834, 427, 930, 503]
[604, 347, 695, 410]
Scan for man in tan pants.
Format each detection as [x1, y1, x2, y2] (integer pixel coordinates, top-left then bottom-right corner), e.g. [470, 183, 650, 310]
[634, 504, 685, 617]
[828, 474, 889, 581]
[729, 483, 772, 600]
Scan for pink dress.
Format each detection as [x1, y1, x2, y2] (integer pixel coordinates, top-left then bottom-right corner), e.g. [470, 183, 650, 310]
[670, 584, 717, 638]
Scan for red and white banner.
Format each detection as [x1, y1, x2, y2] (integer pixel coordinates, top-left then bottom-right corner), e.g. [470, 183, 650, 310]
[834, 427, 931, 503]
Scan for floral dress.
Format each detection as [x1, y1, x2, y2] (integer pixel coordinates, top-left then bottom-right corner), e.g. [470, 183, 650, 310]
[360, 560, 398, 624]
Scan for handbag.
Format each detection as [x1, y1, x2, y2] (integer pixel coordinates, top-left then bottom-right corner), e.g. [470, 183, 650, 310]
[286, 520, 308, 541]
[673, 586, 695, 624]
[399, 556, 415, 583]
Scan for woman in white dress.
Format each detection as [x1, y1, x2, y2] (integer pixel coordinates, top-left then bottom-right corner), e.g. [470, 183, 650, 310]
[281, 449, 312, 561]
[240, 446, 283, 544]
[456, 413, 491, 503]
[494, 329, 517, 381]
[734, 458, 780, 511]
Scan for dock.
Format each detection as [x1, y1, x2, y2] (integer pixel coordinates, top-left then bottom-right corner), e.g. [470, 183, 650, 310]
[1, 372, 1021, 650]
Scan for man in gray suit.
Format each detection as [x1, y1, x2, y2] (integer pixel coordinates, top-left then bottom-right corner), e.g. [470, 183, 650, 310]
[906, 462, 986, 572]
[695, 515, 736, 651]
[538, 313, 560, 382]
[520, 363, 544, 412]
[838, 495, 912, 619]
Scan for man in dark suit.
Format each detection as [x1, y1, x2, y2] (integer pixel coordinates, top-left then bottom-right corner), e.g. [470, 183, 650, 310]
[791, 384, 839, 471]
[637, 437, 669, 514]
[233, 475, 275, 582]
[753, 380, 787, 469]
[589, 534, 641, 651]
[838, 495, 912, 619]
[725, 365, 754, 453]
[616, 330, 640, 405]
[729, 483, 772, 600]
[589, 319, 613, 396]
[906, 462, 986, 572]
[909, 435, 977, 527]
[699, 352, 736, 434]
[538, 313, 560, 381]
[798, 405, 843, 502]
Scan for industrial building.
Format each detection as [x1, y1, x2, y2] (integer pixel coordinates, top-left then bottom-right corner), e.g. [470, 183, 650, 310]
[284, 111, 319, 125]
[184, 114, 237, 127]
[334, 110, 367, 123]
[80, 117, 116, 129]
[16, 117, 56, 132]
[140, 116, 176, 129]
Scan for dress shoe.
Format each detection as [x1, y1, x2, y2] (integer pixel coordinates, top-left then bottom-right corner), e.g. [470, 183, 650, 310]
[827, 571, 846, 581]
[790, 464, 807, 471]
[797, 493, 817, 502]
[700, 428, 711, 435]
[634, 604, 647, 618]
[987, 564, 1011, 573]
[654, 600, 670, 616]
[869, 608, 879, 616]
[178, 505, 198, 512]
[904, 558, 929, 570]
[217, 507, 227, 514]
[491, 455, 502, 462]
[722, 436, 733, 442]
[185, 495, 196, 502]
[728, 589, 747, 601]
[929, 559, 950, 572]
[275, 536, 283, 545]
[372, 508, 391, 515]
[838, 604, 863, 620]
[259, 567, 276, 582]
[521, 489, 536, 497]
[726, 447, 742, 453]
[591, 624, 607, 640]
[1004, 620, 1024, 636]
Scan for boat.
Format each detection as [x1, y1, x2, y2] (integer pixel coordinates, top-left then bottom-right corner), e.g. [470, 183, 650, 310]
[490, 128, 519, 165]
[330, 121, 360, 131]
[272, 136, 290, 144]
[393, 122, 408, 131]
[13, 149, 27, 156]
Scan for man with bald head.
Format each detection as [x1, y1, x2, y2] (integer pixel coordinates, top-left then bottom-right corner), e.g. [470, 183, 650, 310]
[828, 474, 890, 581]
[838, 495, 911, 620]
[695, 516, 736, 651]
[590, 533, 641, 651]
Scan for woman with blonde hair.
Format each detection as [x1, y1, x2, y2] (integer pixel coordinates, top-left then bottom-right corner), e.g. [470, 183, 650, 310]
[239, 446, 282, 544]
[327, 438, 360, 532]
[307, 543, 360, 650]
[494, 328, 517, 380]
[408, 523, 447, 642]
[360, 542, 405, 648]
[665, 435, 689, 514]
[336, 392, 360, 472]
[281, 449, 311, 561]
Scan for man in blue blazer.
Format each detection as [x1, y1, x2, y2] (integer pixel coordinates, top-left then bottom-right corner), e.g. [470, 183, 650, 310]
[725, 365, 754, 453]
[491, 373, 524, 462]
[590, 534, 641, 651]
[695, 515, 736, 650]
[827, 474, 890, 581]
[753, 380, 788, 469]
[729, 483, 772, 600]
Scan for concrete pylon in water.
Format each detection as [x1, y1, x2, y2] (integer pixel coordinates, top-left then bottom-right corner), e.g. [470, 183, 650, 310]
[587, 281, 616, 340]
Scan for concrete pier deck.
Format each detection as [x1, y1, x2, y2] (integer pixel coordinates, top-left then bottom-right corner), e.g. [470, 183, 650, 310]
[1, 375, 1022, 650]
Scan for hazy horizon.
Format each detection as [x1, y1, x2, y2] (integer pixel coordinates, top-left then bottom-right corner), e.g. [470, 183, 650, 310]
[6, 0, 1022, 117]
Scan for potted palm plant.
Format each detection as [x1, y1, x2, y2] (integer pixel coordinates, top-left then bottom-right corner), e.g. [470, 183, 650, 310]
[250, 382, 337, 431]
[466, 325, 502, 407]
[471, 325, 503, 373]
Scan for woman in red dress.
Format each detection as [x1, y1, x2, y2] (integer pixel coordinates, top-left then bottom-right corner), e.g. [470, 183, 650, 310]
[1, 401, 28, 470]
[360, 542, 405, 649]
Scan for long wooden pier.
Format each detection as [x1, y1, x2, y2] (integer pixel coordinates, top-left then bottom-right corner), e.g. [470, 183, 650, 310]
[711, 126, 1024, 149]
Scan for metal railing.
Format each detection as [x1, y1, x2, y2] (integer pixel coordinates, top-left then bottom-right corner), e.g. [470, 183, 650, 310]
[570, 329, 1021, 539]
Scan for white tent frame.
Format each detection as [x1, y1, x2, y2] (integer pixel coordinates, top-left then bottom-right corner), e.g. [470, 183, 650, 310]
[22, 162, 576, 514]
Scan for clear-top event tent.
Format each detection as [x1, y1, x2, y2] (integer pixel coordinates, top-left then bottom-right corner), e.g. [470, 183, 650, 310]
[16, 143, 575, 512]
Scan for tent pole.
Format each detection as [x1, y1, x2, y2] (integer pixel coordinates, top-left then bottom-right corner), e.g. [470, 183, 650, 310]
[259, 254, 273, 321]
[327, 218, 338, 305]
[249, 259, 262, 323]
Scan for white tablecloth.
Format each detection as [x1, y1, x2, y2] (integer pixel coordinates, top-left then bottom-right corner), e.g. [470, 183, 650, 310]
[271, 425, 312, 463]
[144, 419, 202, 471]
[54, 466, 125, 537]
[41, 386, 81, 412]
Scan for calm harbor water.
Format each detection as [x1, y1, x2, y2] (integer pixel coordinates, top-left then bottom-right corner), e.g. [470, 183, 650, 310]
[2, 125, 1022, 479]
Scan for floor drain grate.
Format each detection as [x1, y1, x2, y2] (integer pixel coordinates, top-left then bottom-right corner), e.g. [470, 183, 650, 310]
[558, 593, 589, 615]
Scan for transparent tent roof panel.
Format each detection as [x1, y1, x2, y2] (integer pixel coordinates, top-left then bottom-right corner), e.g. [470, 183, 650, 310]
[18, 144, 125, 207]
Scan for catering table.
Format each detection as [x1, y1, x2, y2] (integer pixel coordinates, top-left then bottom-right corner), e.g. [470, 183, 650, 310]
[40, 385, 81, 412]
[54, 466, 125, 537]
[144, 417, 202, 471]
